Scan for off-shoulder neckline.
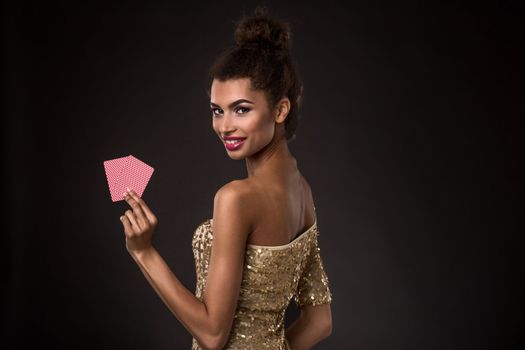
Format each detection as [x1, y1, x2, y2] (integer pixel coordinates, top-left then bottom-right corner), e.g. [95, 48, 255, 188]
[205, 217, 317, 251]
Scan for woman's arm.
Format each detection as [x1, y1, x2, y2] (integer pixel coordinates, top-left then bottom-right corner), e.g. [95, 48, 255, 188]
[285, 303, 332, 350]
[130, 247, 218, 348]
[120, 185, 251, 350]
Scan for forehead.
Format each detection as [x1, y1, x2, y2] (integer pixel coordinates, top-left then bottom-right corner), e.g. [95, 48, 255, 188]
[210, 78, 263, 102]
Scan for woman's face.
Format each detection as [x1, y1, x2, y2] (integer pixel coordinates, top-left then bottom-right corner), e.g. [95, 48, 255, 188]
[210, 77, 276, 160]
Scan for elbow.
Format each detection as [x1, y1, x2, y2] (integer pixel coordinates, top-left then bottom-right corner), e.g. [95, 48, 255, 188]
[324, 319, 333, 337]
[322, 313, 333, 338]
[207, 337, 224, 350]
[201, 335, 227, 350]
[201, 329, 229, 350]
[198, 313, 233, 350]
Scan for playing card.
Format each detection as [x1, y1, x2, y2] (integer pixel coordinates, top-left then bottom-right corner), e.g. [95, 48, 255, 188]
[103, 154, 154, 202]
[103, 155, 129, 201]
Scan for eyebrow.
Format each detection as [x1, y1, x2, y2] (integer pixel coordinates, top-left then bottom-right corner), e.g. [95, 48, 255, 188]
[210, 99, 255, 109]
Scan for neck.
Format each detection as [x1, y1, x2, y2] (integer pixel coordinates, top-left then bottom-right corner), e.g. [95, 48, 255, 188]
[245, 127, 296, 178]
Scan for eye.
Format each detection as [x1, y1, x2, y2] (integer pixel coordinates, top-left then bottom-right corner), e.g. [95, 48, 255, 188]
[235, 106, 250, 114]
[211, 107, 222, 117]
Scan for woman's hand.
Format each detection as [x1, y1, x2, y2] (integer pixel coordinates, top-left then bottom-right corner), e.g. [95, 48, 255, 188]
[120, 187, 158, 255]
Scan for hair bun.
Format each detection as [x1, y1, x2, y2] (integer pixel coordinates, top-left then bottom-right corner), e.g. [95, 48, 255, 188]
[234, 5, 291, 52]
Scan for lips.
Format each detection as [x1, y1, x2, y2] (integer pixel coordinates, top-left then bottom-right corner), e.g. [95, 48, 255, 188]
[223, 137, 246, 151]
[223, 136, 246, 141]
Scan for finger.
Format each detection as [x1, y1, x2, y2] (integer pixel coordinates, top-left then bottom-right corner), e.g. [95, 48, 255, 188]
[123, 190, 148, 227]
[127, 188, 158, 225]
[120, 215, 133, 237]
[124, 209, 140, 234]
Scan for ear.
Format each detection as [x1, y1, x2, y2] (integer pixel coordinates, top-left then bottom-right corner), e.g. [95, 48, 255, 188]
[274, 97, 291, 124]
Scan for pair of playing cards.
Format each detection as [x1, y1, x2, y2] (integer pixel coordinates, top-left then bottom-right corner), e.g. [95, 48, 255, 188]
[103, 154, 154, 202]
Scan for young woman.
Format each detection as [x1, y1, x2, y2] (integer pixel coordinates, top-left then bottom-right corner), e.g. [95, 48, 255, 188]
[120, 6, 333, 349]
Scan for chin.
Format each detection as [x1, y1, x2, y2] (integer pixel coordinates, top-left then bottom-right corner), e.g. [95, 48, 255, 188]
[227, 152, 247, 160]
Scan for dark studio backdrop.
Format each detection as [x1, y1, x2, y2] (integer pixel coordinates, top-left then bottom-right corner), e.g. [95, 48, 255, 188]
[2, 0, 522, 349]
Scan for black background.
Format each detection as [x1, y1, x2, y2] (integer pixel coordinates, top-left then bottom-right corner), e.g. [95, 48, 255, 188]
[3, 0, 523, 349]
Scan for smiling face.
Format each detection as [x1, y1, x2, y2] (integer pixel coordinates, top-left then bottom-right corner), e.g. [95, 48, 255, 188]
[210, 78, 278, 160]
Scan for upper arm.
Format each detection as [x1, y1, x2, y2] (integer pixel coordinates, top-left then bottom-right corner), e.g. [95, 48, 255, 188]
[294, 234, 333, 337]
[294, 232, 333, 308]
[202, 181, 252, 347]
[300, 303, 333, 336]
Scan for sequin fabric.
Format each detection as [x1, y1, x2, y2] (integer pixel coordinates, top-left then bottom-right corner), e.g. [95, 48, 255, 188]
[191, 218, 332, 349]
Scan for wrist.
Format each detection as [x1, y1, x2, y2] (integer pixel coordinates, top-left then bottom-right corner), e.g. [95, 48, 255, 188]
[128, 245, 156, 262]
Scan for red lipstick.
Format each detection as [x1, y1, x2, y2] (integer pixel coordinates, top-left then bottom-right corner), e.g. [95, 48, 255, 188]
[223, 136, 246, 151]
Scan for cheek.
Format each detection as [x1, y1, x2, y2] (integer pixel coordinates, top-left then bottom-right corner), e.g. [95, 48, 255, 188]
[245, 120, 274, 149]
[248, 115, 273, 134]
[212, 119, 221, 134]
[259, 118, 275, 138]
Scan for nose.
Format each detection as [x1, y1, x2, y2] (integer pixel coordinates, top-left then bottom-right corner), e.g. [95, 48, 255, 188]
[217, 111, 236, 135]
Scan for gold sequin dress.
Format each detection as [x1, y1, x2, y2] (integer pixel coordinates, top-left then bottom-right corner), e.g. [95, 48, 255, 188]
[191, 214, 332, 349]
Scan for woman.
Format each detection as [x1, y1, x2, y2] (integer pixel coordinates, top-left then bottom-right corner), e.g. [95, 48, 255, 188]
[120, 6, 333, 349]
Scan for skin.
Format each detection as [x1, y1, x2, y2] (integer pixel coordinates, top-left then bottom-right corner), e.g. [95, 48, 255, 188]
[120, 77, 332, 350]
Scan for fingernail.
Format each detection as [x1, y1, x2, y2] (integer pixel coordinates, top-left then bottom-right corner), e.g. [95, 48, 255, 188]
[126, 187, 131, 192]
[123, 192, 128, 197]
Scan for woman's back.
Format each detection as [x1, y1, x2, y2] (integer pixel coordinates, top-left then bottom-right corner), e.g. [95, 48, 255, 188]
[191, 167, 332, 349]
[244, 162, 317, 248]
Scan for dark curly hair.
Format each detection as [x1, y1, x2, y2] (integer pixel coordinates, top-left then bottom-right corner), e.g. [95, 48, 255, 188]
[205, 5, 304, 143]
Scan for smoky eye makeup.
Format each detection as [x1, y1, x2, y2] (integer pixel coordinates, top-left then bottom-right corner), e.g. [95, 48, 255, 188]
[210, 106, 251, 116]
[235, 106, 251, 113]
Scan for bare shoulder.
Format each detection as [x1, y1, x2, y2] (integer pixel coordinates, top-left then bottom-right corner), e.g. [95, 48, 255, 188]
[213, 179, 257, 232]
[215, 179, 253, 198]
[299, 174, 316, 208]
[214, 179, 254, 209]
